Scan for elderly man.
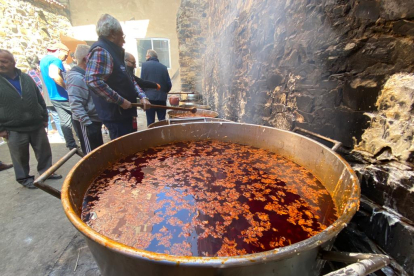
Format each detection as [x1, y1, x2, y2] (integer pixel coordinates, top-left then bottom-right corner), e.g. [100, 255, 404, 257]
[125, 52, 160, 93]
[40, 42, 78, 150]
[67, 44, 103, 154]
[86, 14, 150, 140]
[141, 49, 172, 126]
[0, 49, 61, 189]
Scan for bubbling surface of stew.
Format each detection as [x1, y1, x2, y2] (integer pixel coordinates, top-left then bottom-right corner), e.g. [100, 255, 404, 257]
[82, 140, 337, 257]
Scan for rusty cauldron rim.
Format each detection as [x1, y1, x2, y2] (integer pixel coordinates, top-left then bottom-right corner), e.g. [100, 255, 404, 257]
[61, 122, 360, 268]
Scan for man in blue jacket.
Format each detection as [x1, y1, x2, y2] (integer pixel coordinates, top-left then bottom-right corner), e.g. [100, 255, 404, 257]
[141, 49, 172, 126]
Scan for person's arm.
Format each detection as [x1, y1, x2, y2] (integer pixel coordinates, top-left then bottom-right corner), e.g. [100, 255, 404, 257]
[132, 77, 150, 110]
[164, 70, 172, 92]
[85, 47, 131, 109]
[49, 64, 66, 89]
[133, 76, 159, 89]
[67, 74, 92, 126]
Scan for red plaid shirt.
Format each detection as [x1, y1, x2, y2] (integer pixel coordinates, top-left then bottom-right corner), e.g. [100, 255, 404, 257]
[85, 47, 146, 105]
[27, 69, 42, 92]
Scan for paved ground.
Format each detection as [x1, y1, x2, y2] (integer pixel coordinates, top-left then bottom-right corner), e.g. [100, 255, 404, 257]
[0, 110, 149, 276]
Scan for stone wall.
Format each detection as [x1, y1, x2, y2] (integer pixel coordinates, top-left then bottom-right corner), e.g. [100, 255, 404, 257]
[177, 0, 414, 273]
[176, 0, 208, 93]
[177, 0, 414, 147]
[0, 0, 72, 72]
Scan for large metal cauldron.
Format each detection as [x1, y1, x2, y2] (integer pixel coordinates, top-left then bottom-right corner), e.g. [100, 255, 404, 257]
[35, 123, 389, 276]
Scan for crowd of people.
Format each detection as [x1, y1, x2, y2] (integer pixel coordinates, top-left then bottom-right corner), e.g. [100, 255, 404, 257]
[0, 14, 172, 189]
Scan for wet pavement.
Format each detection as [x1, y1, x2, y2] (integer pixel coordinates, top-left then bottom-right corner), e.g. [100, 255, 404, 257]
[0, 109, 149, 276]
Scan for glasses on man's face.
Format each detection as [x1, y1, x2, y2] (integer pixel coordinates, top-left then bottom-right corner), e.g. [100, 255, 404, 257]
[126, 60, 136, 65]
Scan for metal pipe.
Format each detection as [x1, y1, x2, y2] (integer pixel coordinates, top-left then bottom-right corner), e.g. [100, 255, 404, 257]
[321, 251, 391, 276]
[34, 148, 83, 199]
[131, 103, 197, 113]
[293, 127, 343, 152]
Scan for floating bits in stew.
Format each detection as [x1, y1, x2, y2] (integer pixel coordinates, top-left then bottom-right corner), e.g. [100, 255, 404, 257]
[82, 140, 338, 257]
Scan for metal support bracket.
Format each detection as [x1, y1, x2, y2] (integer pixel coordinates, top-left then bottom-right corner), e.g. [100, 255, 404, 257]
[293, 127, 343, 152]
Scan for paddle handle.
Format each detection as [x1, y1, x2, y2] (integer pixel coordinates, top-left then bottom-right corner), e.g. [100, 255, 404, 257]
[131, 103, 197, 113]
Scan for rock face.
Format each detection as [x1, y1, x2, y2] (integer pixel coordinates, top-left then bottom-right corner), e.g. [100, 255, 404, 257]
[0, 0, 72, 72]
[176, 0, 414, 147]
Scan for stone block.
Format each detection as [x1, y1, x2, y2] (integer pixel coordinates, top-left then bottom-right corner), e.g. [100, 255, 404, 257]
[273, 103, 286, 113]
[320, 80, 339, 90]
[343, 78, 380, 111]
[296, 110, 314, 123]
[295, 94, 314, 113]
[332, 108, 369, 146]
[393, 20, 414, 36]
[380, 0, 414, 20]
[354, 197, 414, 275]
[353, 163, 414, 222]
[354, 0, 381, 21]
[266, 73, 283, 90]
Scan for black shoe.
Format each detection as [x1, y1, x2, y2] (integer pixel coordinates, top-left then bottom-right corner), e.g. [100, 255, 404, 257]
[0, 163, 13, 171]
[24, 182, 38, 189]
[48, 173, 62, 180]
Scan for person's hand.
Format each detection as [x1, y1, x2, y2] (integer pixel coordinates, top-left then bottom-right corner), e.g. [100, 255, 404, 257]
[121, 99, 132, 109]
[0, 131, 8, 139]
[43, 122, 48, 128]
[156, 83, 161, 90]
[141, 98, 151, 111]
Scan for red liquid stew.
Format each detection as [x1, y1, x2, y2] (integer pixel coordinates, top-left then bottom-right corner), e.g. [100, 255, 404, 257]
[82, 140, 337, 257]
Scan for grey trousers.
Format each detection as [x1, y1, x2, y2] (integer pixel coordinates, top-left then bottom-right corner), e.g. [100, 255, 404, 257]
[51, 100, 77, 149]
[7, 127, 52, 186]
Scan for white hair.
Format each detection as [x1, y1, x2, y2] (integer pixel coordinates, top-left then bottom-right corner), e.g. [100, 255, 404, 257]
[74, 44, 90, 61]
[96, 14, 122, 37]
[147, 49, 158, 58]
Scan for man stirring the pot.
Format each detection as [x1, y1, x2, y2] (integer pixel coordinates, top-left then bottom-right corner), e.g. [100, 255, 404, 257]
[85, 14, 150, 140]
[0, 49, 61, 189]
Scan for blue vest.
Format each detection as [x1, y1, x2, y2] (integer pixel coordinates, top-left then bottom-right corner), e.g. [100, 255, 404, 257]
[90, 37, 137, 122]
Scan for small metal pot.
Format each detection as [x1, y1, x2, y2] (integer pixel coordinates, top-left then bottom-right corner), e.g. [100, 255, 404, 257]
[180, 93, 202, 102]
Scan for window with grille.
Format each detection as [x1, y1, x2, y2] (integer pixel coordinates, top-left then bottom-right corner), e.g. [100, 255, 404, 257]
[137, 38, 171, 68]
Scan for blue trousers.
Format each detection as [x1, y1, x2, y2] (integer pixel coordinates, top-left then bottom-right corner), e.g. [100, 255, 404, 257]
[104, 118, 134, 140]
[146, 100, 166, 126]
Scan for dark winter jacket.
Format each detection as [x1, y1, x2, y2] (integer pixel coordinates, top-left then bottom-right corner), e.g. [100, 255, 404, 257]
[141, 57, 172, 102]
[88, 37, 137, 122]
[0, 69, 48, 132]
